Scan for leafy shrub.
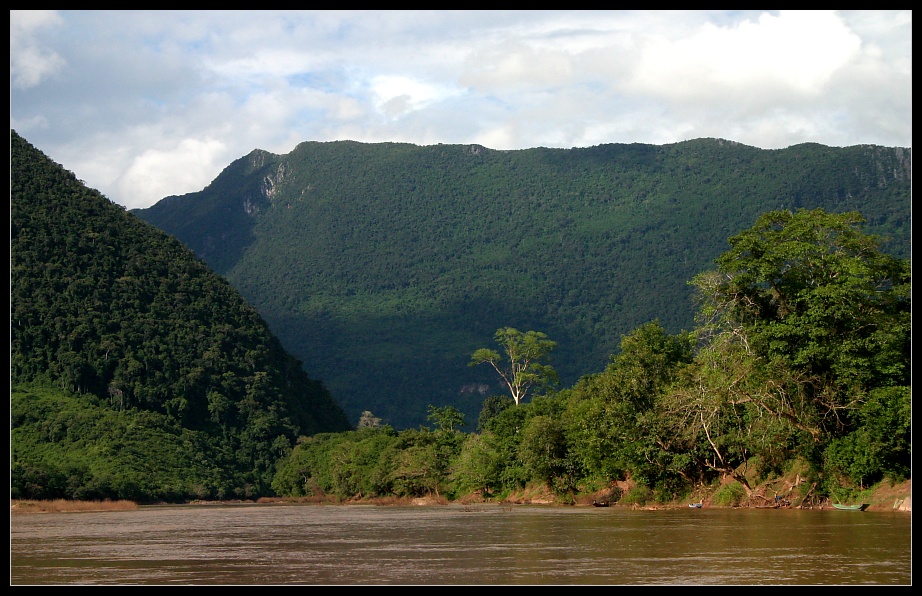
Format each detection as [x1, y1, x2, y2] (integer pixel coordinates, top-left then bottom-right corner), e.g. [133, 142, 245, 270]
[621, 485, 653, 506]
[712, 481, 747, 507]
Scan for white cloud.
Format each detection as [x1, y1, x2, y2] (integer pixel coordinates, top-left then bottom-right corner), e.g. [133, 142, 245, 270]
[205, 49, 323, 83]
[116, 138, 228, 210]
[460, 43, 578, 93]
[9, 10, 912, 209]
[9, 10, 66, 89]
[626, 11, 862, 102]
[370, 75, 464, 119]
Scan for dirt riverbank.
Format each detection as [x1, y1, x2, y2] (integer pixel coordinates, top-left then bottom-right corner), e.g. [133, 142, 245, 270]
[12, 478, 911, 513]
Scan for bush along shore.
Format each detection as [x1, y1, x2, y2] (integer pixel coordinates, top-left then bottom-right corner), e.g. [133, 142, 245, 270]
[12, 476, 910, 513]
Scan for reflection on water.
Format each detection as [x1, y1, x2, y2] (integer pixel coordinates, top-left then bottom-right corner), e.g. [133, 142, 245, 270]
[10, 504, 912, 585]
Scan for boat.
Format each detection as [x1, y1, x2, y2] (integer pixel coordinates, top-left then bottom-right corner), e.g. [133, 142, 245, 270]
[833, 503, 869, 511]
[688, 503, 702, 508]
[591, 500, 610, 507]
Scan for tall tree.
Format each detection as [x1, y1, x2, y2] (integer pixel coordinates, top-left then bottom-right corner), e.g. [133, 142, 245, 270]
[469, 328, 559, 406]
[690, 208, 910, 439]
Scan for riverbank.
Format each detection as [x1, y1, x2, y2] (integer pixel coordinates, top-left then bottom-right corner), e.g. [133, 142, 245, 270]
[259, 475, 912, 512]
[11, 478, 911, 514]
[10, 499, 140, 513]
[570, 476, 911, 512]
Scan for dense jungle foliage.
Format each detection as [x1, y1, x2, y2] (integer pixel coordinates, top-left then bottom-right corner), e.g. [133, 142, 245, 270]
[272, 208, 911, 505]
[11, 130, 352, 502]
[134, 139, 911, 430]
[10, 130, 910, 505]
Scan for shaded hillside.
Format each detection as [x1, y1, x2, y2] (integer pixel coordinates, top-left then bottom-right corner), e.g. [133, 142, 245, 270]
[10, 130, 352, 501]
[134, 139, 912, 430]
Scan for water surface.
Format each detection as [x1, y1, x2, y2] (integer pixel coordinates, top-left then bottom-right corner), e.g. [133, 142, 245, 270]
[10, 504, 912, 585]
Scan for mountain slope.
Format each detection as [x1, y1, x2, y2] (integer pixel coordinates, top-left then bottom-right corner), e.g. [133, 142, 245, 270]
[134, 139, 912, 430]
[11, 130, 352, 500]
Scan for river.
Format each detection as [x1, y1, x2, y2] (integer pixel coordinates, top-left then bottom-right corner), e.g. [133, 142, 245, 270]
[10, 503, 912, 585]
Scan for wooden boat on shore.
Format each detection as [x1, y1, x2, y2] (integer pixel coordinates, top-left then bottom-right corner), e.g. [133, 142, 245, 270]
[833, 503, 869, 511]
[688, 503, 702, 508]
[591, 500, 610, 507]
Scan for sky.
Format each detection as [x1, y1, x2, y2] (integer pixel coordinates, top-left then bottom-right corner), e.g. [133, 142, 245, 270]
[10, 10, 913, 210]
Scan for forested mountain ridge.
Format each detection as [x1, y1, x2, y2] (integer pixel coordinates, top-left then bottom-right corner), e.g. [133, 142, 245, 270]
[10, 130, 352, 501]
[134, 138, 911, 430]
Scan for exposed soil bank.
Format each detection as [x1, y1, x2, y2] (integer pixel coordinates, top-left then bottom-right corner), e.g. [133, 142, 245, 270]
[12, 479, 911, 513]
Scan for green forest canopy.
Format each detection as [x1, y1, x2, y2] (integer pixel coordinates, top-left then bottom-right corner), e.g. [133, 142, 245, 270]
[10, 129, 910, 505]
[135, 139, 911, 430]
[272, 208, 910, 505]
[11, 129, 351, 502]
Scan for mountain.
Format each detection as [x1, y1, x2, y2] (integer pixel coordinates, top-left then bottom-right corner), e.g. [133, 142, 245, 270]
[133, 139, 912, 430]
[10, 130, 352, 501]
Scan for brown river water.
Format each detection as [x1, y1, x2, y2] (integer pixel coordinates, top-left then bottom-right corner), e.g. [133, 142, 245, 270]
[10, 503, 911, 585]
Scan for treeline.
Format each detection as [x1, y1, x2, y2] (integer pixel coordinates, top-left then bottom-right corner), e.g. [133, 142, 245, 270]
[135, 139, 912, 430]
[10, 128, 910, 505]
[11, 130, 352, 502]
[272, 209, 911, 505]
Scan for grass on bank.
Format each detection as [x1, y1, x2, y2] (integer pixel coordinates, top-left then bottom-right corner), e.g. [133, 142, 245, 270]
[10, 499, 140, 513]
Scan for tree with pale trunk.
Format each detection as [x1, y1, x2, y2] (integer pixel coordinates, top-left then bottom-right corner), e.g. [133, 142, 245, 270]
[469, 328, 558, 406]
